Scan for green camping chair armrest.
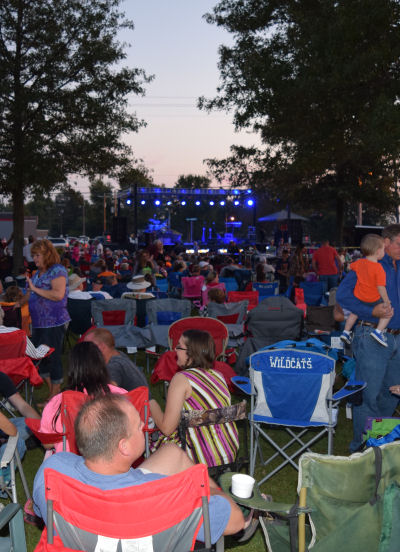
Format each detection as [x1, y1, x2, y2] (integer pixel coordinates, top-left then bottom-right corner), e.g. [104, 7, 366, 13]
[219, 472, 293, 513]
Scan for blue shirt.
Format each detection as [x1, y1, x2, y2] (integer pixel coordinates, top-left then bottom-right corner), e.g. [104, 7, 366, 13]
[336, 253, 400, 329]
[33, 452, 230, 544]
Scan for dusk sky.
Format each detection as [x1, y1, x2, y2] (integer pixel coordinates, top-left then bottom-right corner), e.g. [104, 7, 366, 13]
[119, 0, 260, 189]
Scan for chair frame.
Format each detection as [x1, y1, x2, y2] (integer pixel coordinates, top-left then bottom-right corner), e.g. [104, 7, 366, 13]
[178, 400, 249, 477]
[233, 341, 366, 486]
[42, 464, 222, 552]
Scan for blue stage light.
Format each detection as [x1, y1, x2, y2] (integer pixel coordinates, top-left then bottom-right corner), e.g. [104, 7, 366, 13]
[195, 201, 201, 206]
[209, 200, 214, 206]
[233, 190, 239, 195]
[154, 200, 161, 206]
[247, 199, 254, 207]
[167, 201, 172, 206]
[140, 200, 146, 205]
[126, 198, 132, 205]
[181, 200, 186, 206]
[220, 200, 225, 206]
[233, 200, 240, 206]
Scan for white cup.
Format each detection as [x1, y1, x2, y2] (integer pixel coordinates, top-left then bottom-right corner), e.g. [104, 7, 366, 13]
[231, 474, 255, 498]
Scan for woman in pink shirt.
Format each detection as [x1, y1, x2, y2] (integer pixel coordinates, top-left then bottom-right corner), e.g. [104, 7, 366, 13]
[40, 341, 127, 456]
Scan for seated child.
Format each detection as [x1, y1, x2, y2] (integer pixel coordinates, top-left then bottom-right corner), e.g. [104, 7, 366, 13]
[340, 233, 391, 347]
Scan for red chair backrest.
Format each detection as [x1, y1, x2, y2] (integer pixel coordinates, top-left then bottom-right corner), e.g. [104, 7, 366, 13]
[39, 464, 210, 551]
[125, 387, 149, 426]
[228, 291, 259, 310]
[0, 329, 26, 359]
[168, 316, 228, 358]
[60, 391, 90, 454]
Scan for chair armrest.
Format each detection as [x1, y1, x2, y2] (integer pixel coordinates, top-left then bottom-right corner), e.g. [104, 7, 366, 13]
[231, 376, 252, 395]
[332, 380, 366, 401]
[219, 472, 293, 514]
[0, 434, 18, 468]
[0, 503, 22, 528]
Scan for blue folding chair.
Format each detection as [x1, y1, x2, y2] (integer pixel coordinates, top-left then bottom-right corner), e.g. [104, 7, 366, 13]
[252, 281, 279, 301]
[155, 278, 169, 293]
[300, 281, 327, 306]
[232, 338, 366, 486]
[219, 277, 239, 292]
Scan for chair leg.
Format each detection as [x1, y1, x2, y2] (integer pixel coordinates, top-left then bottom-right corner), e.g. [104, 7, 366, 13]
[14, 449, 31, 502]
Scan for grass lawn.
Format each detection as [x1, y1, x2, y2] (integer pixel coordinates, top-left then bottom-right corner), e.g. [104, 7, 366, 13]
[13, 345, 356, 552]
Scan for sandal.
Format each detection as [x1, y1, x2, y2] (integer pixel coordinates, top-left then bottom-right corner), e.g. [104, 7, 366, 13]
[24, 499, 44, 529]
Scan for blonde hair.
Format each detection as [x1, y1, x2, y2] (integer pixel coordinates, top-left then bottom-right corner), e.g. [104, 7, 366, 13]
[360, 234, 384, 256]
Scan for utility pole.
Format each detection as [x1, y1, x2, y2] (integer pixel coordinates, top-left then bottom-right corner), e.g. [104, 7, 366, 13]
[103, 193, 106, 234]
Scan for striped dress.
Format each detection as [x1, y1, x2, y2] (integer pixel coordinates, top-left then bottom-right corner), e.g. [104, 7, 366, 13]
[152, 368, 239, 467]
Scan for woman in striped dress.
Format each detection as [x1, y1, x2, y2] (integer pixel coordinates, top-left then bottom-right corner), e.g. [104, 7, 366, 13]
[150, 329, 239, 467]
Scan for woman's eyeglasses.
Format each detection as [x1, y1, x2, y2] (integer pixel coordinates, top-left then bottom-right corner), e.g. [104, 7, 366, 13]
[175, 345, 187, 351]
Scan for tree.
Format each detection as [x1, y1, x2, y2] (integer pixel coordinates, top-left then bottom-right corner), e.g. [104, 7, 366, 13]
[200, 0, 400, 242]
[176, 174, 211, 189]
[0, 0, 152, 271]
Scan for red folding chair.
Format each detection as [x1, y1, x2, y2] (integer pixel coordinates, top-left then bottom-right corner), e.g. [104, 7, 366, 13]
[26, 387, 152, 457]
[35, 463, 215, 552]
[228, 290, 259, 311]
[168, 317, 229, 359]
[0, 329, 46, 410]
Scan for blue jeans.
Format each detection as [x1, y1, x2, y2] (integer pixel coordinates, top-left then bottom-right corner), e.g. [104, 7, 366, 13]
[319, 274, 339, 293]
[350, 325, 400, 452]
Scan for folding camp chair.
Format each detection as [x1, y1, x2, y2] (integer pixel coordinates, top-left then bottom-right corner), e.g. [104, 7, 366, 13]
[228, 291, 259, 311]
[37, 463, 221, 552]
[233, 269, 252, 291]
[0, 434, 31, 504]
[0, 329, 45, 409]
[0, 503, 27, 552]
[207, 301, 248, 326]
[233, 338, 366, 485]
[220, 441, 400, 552]
[252, 282, 279, 301]
[178, 400, 248, 475]
[219, 277, 238, 292]
[91, 298, 136, 327]
[0, 303, 22, 329]
[167, 271, 183, 298]
[201, 283, 227, 307]
[300, 281, 327, 306]
[67, 298, 94, 336]
[144, 298, 191, 372]
[206, 300, 248, 350]
[168, 316, 229, 360]
[26, 387, 152, 457]
[155, 277, 169, 293]
[181, 276, 205, 307]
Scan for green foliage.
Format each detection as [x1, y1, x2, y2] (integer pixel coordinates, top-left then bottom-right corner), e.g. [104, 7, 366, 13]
[176, 174, 212, 189]
[201, 0, 400, 242]
[0, 0, 152, 269]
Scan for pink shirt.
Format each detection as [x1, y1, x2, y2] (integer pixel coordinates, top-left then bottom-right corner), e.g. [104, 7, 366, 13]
[40, 384, 127, 456]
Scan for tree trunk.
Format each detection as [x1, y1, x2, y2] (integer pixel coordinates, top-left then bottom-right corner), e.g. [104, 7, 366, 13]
[12, 186, 25, 275]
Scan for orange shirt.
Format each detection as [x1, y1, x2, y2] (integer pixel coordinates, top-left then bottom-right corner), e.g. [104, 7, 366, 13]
[350, 258, 386, 303]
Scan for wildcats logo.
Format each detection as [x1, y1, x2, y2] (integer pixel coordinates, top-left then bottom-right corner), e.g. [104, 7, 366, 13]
[269, 356, 313, 369]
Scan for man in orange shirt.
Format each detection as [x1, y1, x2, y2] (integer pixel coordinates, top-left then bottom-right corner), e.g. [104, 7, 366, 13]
[312, 239, 343, 291]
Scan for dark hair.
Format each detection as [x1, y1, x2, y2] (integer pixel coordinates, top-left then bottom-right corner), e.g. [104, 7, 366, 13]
[181, 329, 215, 371]
[382, 224, 400, 241]
[68, 341, 111, 396]
[75, 394, 130, 460]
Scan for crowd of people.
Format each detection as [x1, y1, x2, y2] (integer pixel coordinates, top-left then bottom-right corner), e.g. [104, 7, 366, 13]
[1, 229, 400, 547]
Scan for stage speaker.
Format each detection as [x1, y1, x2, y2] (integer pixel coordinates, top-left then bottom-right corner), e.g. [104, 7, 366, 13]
[112, 216, 127, 243]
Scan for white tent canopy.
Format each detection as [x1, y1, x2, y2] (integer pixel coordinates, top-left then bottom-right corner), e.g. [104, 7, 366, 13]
[258, 209, 309, 222]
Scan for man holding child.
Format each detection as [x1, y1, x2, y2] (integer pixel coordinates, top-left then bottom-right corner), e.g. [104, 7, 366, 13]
[337, 224, 400, 452]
